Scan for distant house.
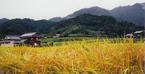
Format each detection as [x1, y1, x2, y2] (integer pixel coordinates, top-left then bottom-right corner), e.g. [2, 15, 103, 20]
[5, 35, 21, 40]
[125, 30, 145, 38]
[0, 35, 22, 47]
[53, 34, 61, 38]
[20, 32, 43, 46]
[0, 32, 44, 47]
[134, 30, 145, 38]
[125, 33, 133, 38]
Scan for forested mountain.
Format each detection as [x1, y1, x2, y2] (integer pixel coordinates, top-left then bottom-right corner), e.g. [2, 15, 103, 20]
[49, 17, 63, 22]
[0, 14, 143, 38]
[50, 14, 143, 37]
[51, 3, 145, 26]
[0, 18, 9, 25]
[65, 6, 110, 19]
[0, 3, 144, 38]
[111, 3, 145, 26]
[0, 19, 55, 37]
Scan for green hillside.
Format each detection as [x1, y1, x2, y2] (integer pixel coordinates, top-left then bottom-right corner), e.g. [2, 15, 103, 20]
[50, 14, 143, 37]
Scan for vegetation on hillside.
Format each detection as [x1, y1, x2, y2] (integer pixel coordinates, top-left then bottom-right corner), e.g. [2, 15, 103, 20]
[0, 14, 144, 38]
[50, 14, 143, 37]
[0, 19, 54, 38]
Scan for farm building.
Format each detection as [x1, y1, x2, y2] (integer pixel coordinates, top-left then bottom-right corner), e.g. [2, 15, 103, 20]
[53, 34, 61, 38]
[0, 32, 44, 47]
[20, 32, 43, 46]
[125, 33, 133, 38]
[125, 30, 145, 38]
[134, 30, 145, 38]
[0, 35, 22, 47]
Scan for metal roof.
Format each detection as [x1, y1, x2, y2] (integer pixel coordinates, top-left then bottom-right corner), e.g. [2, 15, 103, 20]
[20, 32, 42, 38]
[5, 35, 21, 40]
[21, 32, 36, 37]
[134, 31, 143, 34]
[126, 33, 133, 36]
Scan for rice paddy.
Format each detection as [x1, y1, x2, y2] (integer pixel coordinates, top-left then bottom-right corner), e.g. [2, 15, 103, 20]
[0, 38, 144, 74]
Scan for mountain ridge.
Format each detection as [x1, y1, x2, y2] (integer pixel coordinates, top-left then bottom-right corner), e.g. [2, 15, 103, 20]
[50, 3, 145, 26]
[0, 14, 144, 38]
[50, 14, 143, 37]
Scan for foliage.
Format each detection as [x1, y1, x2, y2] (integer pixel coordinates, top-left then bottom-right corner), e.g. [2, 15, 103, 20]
[50, 14, 143, 37]
[0, 14, 144, 38]
[0, 19, 55, 38]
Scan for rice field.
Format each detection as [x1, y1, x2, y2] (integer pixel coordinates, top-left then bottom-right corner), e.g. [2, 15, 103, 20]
[0, 38, 144, 74]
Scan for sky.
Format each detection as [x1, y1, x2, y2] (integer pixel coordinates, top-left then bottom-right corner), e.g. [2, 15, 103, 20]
[0, 0, 145, 20]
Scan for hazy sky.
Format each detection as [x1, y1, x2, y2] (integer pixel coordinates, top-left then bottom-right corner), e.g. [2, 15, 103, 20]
[0, 0, 145, 20]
